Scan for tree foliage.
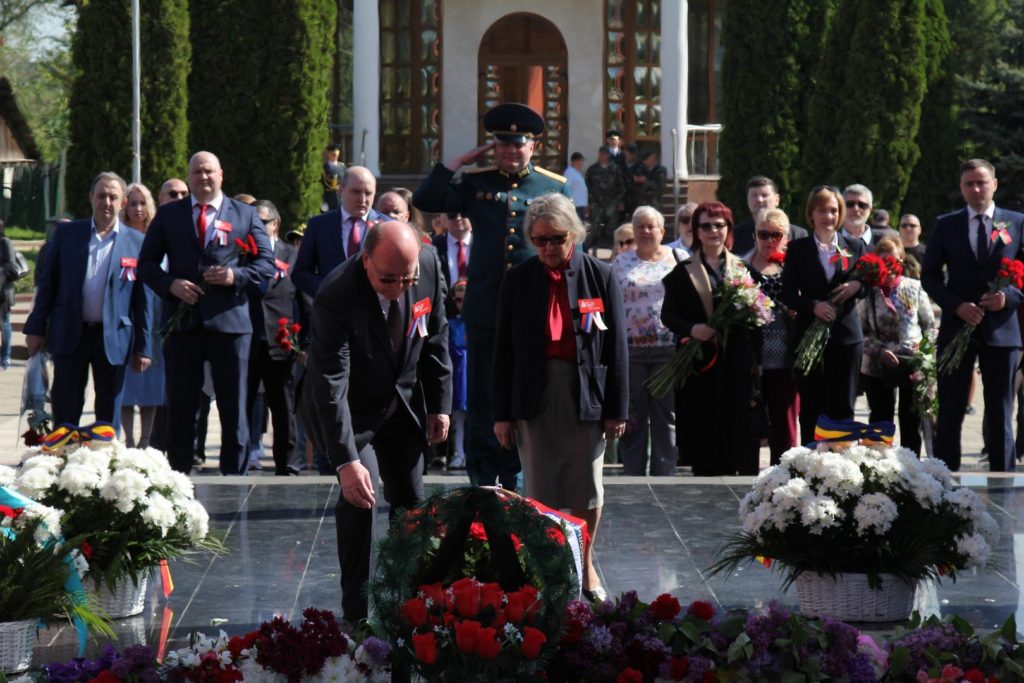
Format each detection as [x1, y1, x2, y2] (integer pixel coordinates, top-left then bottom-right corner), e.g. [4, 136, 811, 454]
[189, 0, 336, 230]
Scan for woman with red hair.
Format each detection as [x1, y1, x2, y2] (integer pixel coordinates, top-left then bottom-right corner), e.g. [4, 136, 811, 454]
[660, 201, 761, 475]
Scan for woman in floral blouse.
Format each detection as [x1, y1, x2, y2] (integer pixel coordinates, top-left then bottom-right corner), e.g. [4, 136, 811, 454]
[859, 236, 935, 456]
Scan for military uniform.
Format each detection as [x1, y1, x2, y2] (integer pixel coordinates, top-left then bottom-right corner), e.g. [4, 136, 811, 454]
[633, 161, 668, 211]
[585, 161, 625, 247]
[414, 160, 570, 488]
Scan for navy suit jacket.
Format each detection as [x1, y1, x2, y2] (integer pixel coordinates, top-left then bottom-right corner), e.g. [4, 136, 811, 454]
[922, 207, 1024, 347]
[492, 250, 629, 423]
[300, 248, 452, 467]
[138, 196, 275, 334]
[291, 208, 387, 298]
[25, 220, 151, 365]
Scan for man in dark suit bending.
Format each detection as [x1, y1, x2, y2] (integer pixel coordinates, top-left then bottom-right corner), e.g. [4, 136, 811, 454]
[300, 221, 452, 622]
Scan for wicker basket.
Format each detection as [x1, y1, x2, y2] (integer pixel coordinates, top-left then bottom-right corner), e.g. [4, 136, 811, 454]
[0, 620, 36, 673]
[91, 572, 149, 619]
[795, 572, 916, 622]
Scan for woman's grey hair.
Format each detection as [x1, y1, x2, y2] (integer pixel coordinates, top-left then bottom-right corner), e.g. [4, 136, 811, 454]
[524, 193, 587, 243]
[631, 205, 664, 230]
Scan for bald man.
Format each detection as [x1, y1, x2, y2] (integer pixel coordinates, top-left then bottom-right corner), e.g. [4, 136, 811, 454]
[139, 151, 276, 475]
[292, 165, 387, 298]
[299, 221, 451, 622]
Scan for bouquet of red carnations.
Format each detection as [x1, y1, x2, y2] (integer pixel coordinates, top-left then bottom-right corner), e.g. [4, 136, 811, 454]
[647, 261, 774, 396]
[937, 257, 1024, 375]
[793, 251, 888, 375]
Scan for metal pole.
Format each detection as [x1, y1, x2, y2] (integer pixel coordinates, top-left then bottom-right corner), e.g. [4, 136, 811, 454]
[671, 128, 679, 210]
[131, 0, 141, 184]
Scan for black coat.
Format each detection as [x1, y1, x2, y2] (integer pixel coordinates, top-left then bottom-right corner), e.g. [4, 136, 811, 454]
[493, 249, 628, 423]
[248, 240, 299, 360]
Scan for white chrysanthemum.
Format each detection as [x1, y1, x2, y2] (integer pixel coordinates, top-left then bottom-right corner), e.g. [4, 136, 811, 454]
[751, 465, 791, 498]
[853, 492, 898, 535]
[237, 660, 284, 683]
[15, 462, 59, 497]
[742, 500, 777, 536]
[780, 447, 816, 475]
[100, 468, 151, 512]
[58, 462, 106, 496]
[318, 655, 355, 683]
[956, 532, 991, 567]
[901, 469, 944, 509]
[918, 457, 954, 489]
[973, 508, 1000, 545]
[0, 464, 16, 486]
[180, 498, 210, 542]
[814, 455, 865, 499]
[771, 477, 811, 512]
[799, 494, 843, 533]
[738, 490, 757, 519]
[945, 487, 984, 519]
[862, 451, 904, 486]
[167, 469, 196, 497]
[16, 502, 63, 542]
[66, 446, 112, 471]
[141, 491, 177, 535]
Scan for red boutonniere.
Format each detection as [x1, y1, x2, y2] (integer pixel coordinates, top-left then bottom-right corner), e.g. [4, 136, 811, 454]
[234, 234, 258, 256]
[828, 246, 852, 270]
[766, 251, 786, 265]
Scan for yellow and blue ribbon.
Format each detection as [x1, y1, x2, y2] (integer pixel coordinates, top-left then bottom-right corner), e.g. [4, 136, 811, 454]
[42, 422, 117, 451]
[811, 415, 895, 447]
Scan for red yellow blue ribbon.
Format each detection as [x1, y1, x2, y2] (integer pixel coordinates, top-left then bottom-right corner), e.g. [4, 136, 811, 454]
[812, 416, 895, 446]
[43, 422, 117, 451]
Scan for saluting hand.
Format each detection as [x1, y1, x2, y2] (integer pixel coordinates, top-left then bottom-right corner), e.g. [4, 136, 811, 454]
[445, 142, 496, 172]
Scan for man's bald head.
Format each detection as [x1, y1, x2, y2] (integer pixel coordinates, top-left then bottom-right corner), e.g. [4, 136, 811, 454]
[188, 151, 224, 203]
[340, 166, 376, 218]
[362, 221, 421, 299]
[159, 178, 189, 205]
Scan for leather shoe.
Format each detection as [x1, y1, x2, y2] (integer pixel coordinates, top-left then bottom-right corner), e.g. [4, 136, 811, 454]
[583, 585, 608, 603]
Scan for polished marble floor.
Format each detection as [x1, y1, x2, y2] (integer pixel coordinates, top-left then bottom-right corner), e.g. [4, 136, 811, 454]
[30, 475, 1024, 667]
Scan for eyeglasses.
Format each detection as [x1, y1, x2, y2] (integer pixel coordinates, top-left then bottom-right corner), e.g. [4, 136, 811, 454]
[757, 230, 785, 242]
[677, 216, 691, 224]
[165, 191, 188, 199]
[898, 223, 920, 229]
[367, 257, 419, 287]
[618, 238, 635, 247]
[530, 234, 570, 247]
[698, 222, 728, 232]
[845, 200, 871, 210]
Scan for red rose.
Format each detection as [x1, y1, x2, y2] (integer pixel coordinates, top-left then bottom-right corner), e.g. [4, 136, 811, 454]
[419, 582, 446, 609]
[80, 540, 93, 560]
[247, 234, 257, 253]
[475, 626, 502, 660]
[963, 670, 986, 683]
[617, 668, 643, 683]
[94, 672, 123, 683]
[469, 521, 488, 543]
[688, 600, 714, 620]
[546, 526, 567, 545]
[479, 582, 504, 612]
[505, 586, 540, 624]
[281, 340, 293, 352]
[412, 632, 437, 665]
[278, 317, 289, 327]
[454, 619, 481, 654]
[701, 671, 716, 683]
[521, 626, 547, 659]
[669, 656, 689, 680]
[234, 237, 246, 250]
[289, 323, 302, 334]
[400, 597, 428, 628]
[767, 251, 786, 265]
[650, 593, 681, 621]
[451, 577, 481, 617]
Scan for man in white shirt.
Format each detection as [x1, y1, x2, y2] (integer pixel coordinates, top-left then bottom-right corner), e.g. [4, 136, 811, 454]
[564, 152, 589, 223]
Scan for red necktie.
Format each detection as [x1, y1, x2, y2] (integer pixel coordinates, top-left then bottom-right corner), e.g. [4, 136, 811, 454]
[457, 240, 467, 279]
[347, 216, 361, 256]
[547, 268, 564, 342]
[196, 204, 208, 246]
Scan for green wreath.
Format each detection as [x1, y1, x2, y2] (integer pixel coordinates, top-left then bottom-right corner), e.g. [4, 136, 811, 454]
[368, 487, 578, 681]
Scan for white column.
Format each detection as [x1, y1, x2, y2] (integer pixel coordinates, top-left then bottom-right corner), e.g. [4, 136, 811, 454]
[352, 0, 381, 176]
[661, 0, 688, 179]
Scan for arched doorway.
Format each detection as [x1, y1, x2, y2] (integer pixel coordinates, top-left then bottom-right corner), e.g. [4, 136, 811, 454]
[477, 13, 568, 171]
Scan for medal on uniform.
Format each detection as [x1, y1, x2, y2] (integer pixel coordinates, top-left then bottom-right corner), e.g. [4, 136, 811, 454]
[407, 298, 432, 338]
[579, 298, 608, 331]
[215, 220, 232, 246]
[119, 257, 137, 281]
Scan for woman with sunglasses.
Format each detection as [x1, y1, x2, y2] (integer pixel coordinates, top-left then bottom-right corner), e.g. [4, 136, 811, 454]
[611, 206, 688, 475]
[493, 192, 628, 602]
[744, 209, 799, 464]
[781, 186, 866, 443]
[667, 202, 698, 253]
[661, 201, 761, 475]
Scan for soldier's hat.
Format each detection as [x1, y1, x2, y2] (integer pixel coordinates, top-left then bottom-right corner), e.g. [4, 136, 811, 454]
[484, 103, 544, 144]
[606, 129, 623, 139]
[598, 145, 610, 154]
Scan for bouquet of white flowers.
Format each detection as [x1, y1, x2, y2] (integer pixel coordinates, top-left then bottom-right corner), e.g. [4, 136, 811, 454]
[710, 445, 999, 589]
[11, 442, 223, 589]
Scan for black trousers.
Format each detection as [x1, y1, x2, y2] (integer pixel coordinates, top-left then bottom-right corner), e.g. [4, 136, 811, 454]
[246, 339, 296, 474]
[335, 409, 424, 621]
[464, 323, 520, 489]
[51, 325, 126, 429]
[795, 341, 863, 444]
[862, 373, 922, 456]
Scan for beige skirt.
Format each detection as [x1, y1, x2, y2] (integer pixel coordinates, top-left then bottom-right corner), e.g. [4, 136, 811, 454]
[516, 358, 605, 510]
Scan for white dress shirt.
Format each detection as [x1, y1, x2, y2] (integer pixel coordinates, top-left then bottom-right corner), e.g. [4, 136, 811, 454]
[815, 232, 841, 282]
[446, 232, 471, 282]
[841, 225, 872, 247]
[82, 221, 120, 323]
[191, 193, 225, 247]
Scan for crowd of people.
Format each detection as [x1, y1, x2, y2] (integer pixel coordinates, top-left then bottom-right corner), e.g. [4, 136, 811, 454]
[19, 100, 1024, 618]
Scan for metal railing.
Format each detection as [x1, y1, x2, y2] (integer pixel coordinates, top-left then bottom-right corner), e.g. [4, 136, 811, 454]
[684, 123, 722, 178]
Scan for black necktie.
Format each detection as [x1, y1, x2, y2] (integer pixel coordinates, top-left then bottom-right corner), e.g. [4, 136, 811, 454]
[977, 214, 988, 261]
[387, 299, 403, 355]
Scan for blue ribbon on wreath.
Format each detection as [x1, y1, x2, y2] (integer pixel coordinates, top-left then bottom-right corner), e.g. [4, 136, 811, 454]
[808, 415, 896, 447]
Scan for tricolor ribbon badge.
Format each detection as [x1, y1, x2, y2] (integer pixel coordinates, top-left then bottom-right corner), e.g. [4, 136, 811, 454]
[274, 258, 289, 281]
[407, 297, 432, 338]
[578, 297, 608, 332]
[43, 422, 118, 451]
[119, 256, 138, 281]
[215, 220, 232, 247]
[828, 247, 851, 271]
[992, 221, 1012, 246]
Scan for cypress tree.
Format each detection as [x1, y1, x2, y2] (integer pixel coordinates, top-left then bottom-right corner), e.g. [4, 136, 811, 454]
[66, 0, 189, 216]
[189, 0, 335, 229]
[717, 0, 807, 220]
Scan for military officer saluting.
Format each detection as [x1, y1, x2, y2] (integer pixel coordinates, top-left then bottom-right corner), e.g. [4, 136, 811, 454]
[413, 102, 570, 490]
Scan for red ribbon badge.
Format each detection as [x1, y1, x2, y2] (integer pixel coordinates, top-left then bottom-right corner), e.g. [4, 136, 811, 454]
[120, 257, 138, 281]
[407, 298, 432, 338]
[579, 298, 608, 331]
[578, 298, 604, 314]
[215, 221, 232, 246]
[274, 258, 289, 280]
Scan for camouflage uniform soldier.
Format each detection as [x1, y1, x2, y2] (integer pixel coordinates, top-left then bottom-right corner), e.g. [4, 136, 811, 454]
[585, 146, 625, 247]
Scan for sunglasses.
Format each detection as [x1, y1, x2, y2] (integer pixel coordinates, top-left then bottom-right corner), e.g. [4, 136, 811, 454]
[166, 191, 188, 199]
[367, 256, 419, 286]
[530, 234, 569, 247]
[677, 216, 691, 224]
[757, 230, 785, 242]
[845, 200, 871, 210]
[698, 222, 728, 232]
[618, 238, 635, 247]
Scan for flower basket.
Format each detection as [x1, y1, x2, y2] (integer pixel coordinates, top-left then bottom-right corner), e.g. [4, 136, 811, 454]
[90, 570, 149, 619]
[0, 619, 36, 673]
[795, 572, 916, 622]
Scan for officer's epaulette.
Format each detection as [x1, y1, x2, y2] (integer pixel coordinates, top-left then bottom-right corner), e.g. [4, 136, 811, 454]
[533, 166, 567, 183]
[465, 165, 497, 174]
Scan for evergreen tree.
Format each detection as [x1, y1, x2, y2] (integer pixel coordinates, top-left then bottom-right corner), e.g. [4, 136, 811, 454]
[140, 0, 189, 191]
[189, 0, 335, 229]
